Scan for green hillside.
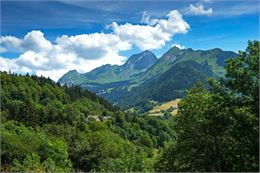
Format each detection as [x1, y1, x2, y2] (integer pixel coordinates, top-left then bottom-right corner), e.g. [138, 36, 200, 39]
[0, 71, 176, 172]
[103, 60, 215, 110]
[141, 47, 237, 81]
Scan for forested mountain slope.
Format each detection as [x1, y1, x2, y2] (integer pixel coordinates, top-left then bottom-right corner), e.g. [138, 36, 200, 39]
[103, 60, 215, 110]
[0, 71, 176, 172]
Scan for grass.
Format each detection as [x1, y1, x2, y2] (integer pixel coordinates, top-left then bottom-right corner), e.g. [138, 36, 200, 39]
[148, 98, 181, 116]
[148, 113, 164, 117]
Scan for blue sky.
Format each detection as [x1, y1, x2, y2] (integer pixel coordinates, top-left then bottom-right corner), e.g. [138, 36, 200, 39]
[0, 0, 259, 80]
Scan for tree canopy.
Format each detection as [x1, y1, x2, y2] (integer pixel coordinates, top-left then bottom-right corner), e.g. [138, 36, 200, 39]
[0, 71, 175, 172]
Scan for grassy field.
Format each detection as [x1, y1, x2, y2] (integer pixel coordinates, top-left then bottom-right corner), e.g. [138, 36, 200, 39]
[148, 98, 181, 116]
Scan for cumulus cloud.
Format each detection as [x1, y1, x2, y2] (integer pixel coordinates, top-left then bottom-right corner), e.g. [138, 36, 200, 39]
[0, 31, 52, 53]
[22, 31, 53, 51]
[0, 36, 22, 52]
[186, 4, 213, 16]
[56, 33, 131, 60]
[0, 9, 189, 81]
[0, 31, 129, 81]
[114, 10, 189, 50]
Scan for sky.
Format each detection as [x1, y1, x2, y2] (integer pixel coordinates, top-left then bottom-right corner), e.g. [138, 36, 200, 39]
[0, 0, 259, 81]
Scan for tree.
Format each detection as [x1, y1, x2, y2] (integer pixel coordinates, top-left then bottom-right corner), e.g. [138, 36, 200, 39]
[69, 130, 152, 172]
[0, 121, 72, 172]
[155, 41, 259, 171]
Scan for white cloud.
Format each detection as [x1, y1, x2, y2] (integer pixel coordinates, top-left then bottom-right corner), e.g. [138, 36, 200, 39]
[172, 43, 185, 49]
[56, 33, 131, 60]
[112, 22, 168, 50]
[0, 56, 32, 74]
[113, 10, 189, 50]
[0, 9, 190, 81]
[0, 31, 52, 53]
[0, 31, 130, 81]
[0, 36, 22, 52]
[186, 4, 213, 16]
[22, 31, 53, 51]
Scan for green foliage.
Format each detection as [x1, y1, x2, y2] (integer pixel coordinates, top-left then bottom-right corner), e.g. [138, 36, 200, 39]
[110, 112, 176, 148]
[0, 72, 117, 127]
[0, 70, 177, 172]
[69, 130, 151, 172]
[155, 41, 259, 171]
[1, 121, 71, 172]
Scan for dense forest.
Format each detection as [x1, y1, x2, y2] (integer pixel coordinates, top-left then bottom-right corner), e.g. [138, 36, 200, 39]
[0, 70, 176, 171]
[0, 41, 259, 172]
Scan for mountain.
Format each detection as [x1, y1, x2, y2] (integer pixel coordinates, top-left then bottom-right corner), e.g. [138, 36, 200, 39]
[58, 69, 82, 85]
[58, 50, 157, 85]
[135, 60, 215, 102]
[58, 46, 237, 109]
[102, 60, 215, 110]
[140, 46, 183, 82]
[122, 50, 158, 71]
[140, 46, 237, 82]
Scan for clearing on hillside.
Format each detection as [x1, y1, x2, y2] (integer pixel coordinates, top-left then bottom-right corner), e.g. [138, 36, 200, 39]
[148, 98, 181, 116]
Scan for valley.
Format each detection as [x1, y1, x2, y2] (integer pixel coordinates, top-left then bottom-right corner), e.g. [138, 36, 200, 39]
[1, 41, 259, 172]
[59, 46, 237, 111]
[1, 0, 259, 172]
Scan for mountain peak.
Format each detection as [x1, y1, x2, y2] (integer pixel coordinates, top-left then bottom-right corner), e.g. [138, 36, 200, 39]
[171, 46, 180, 50]
[123, 50, 157, 70]
[165, 46, 183, 56]
[143, 50, 153, 54]
[58, 69, 80, 85]
[67, 69, 78, 73]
